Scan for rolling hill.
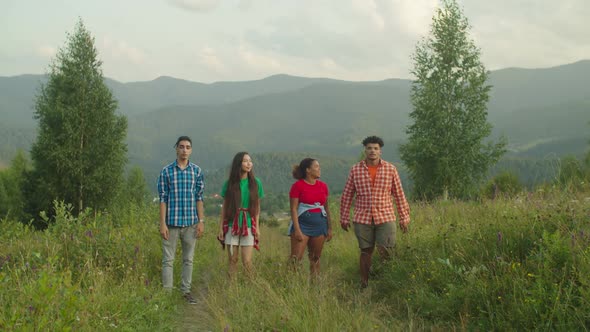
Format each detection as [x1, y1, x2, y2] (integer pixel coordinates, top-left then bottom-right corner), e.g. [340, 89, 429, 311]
[0, 60, 588, 192]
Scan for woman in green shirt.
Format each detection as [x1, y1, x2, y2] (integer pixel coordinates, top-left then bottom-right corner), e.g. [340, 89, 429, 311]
[217, 152, 264, 277]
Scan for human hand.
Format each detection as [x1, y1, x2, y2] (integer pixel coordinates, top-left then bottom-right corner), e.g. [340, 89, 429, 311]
[399, 220, 409, 233]
[326, 228, 333, 242]
[160, 224, 169, 240]
[196, 222, 204, 238]
[217, 230, 225, 242]
[294, 229, 304, 242]
[340, 221, 350, 232]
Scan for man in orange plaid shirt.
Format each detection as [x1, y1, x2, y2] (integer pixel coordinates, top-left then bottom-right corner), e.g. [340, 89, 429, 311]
[339, 136, 410, 288]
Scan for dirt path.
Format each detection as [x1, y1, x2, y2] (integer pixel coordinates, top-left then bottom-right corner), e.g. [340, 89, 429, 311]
[177, 268, 213, 331]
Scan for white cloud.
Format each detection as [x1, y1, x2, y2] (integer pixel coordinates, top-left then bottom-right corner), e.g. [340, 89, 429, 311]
[464, 1, 590, 70]
[237, 0, 254, 10]
[351, 0, 385, 31]
[167, 0, 220, 12]
[320, 57, 340, 71]
[100, 37, 147, 65]
[388, 0, 439, 37]
[2, 0, 589, 82]
[238, 44, 282, 72]
[36, 45, 57, 58]
[197, 46, 227, 73]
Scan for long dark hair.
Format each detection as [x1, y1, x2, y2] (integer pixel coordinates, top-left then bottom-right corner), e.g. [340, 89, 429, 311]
[223, 152, 259, 219]
[292, 158, 316, 180]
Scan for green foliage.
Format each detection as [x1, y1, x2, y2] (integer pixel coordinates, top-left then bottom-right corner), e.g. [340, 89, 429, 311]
[205, 152, 356, 195]
[123, 166, 150, 207]
[378, 189, 590, 330]
[260, 192, 289, 216]
[0, 201, 178, 331]
[0, 151, 30, 221]
[258, 213, 280, 228]
[2, 66, 590, 194]
[204, 195, 222, 219]
[481, 171, 524, 199]
[2, 187, 590, 330]
[491, 157, 559, 189]
[400, 0, 506, 200]
[30, 19, 127, 215]
[557, 155, 590, 190]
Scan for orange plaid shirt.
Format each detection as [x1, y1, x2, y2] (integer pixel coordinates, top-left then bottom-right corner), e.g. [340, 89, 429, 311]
[339, 159, 410, 225]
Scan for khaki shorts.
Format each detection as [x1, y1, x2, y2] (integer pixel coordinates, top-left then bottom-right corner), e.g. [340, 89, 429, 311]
[353, 221, 396, 249]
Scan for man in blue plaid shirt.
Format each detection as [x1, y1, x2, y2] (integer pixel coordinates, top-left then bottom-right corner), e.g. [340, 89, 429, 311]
[157, 136, 205, 304]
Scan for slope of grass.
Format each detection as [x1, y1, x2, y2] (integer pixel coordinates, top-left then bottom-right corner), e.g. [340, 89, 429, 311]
[1, 187, 589, 330]
[0, 202, 180, 331]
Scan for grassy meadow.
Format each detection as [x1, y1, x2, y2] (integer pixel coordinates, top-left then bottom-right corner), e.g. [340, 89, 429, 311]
[1, 187, 590, 331]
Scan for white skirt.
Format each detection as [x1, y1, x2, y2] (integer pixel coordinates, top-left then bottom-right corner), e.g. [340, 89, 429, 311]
[224, 227, 254, 246]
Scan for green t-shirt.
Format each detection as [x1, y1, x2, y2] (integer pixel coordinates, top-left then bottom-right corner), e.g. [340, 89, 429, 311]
[221, 177, 264, 228]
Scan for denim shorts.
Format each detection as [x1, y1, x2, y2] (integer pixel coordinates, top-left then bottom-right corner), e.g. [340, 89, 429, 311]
[289, 211, 328, 237]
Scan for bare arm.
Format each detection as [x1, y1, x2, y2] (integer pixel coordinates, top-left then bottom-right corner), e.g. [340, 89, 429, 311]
[255, 200, 261, 237]
[196, 200, 205, 238]
[218, 203, 226, 240]
[290, 197, 303, 241]
[159, 202, 169, 240]
[197, 200, 205, 221]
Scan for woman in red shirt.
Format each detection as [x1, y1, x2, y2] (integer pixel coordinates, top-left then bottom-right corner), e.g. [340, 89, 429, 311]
[289, 158, 333, 277]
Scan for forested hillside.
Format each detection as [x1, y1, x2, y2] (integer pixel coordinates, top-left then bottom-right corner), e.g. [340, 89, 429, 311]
[1, 60, 588, 193]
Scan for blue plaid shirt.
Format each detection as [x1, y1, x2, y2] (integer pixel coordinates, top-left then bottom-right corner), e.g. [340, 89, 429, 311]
[157, 160, 204, 227]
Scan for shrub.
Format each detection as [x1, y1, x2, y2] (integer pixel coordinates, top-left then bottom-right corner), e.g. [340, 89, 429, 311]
[482, 171, 524, 199]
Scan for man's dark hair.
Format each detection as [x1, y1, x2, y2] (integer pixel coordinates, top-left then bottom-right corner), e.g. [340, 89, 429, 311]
[362, 136, 384, 147]
[174, 136, 192, 148]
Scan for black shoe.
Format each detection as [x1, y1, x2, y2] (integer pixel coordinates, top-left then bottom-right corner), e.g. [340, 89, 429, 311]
[183, 293, 197, 304]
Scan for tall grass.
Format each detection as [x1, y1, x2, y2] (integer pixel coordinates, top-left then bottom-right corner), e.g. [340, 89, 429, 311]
[186, 224, 404, 331]
[380, 187, 590, 330]
[193, 188, 590, 331]
[0, 202, 180, 331]
[2, 187, 589, 330]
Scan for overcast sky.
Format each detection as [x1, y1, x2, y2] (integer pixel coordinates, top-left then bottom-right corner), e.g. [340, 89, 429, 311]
[1, 0, 588, 83]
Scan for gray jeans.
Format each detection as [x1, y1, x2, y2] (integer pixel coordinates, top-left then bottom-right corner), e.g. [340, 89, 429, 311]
[162, 224, 197, 294]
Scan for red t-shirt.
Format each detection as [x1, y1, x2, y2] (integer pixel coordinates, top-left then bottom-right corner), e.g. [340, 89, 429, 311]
[289, 179, 329, 213]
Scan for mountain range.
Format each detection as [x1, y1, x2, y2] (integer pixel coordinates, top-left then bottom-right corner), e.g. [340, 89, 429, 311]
[1, 60, 588, 192]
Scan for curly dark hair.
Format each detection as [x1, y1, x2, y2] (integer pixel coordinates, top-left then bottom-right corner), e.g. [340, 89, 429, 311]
[362, 135, 384, 147]
[292, 158, 316, 180]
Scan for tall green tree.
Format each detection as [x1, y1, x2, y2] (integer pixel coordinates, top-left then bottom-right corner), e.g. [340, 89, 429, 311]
[0, 151, 30, 221]
[30, 19, 127, 214]
[125, 166, 149, 207]
[399, 0, 505, 200]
